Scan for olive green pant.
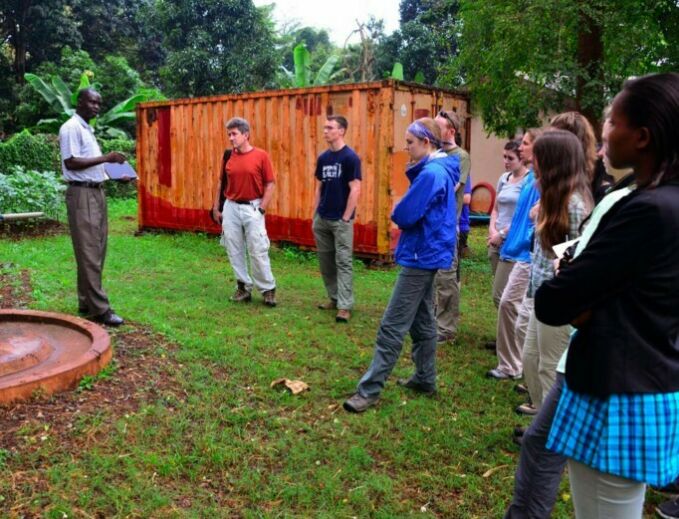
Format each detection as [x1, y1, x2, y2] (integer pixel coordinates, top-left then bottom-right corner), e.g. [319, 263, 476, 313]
[312, 214, 354, 310]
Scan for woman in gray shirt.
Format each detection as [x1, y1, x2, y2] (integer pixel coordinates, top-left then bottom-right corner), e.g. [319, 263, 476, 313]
[487, 140, 529, 291]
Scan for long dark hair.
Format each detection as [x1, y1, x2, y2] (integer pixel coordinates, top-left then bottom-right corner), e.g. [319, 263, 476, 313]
[533, 130, 593, 250]
[617, 72, 679, 188]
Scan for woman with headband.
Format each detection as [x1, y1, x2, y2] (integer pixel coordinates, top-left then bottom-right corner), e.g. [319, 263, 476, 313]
[344, 118, 460, 413]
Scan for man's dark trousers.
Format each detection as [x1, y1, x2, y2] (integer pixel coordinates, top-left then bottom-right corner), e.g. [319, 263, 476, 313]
[65, 184, 111, 316]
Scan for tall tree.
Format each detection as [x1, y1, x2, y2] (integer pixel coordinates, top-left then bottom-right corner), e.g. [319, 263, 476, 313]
[151, 0, 278, 97]
[445, 0, 679, 135]
[0, 0, 81, 81]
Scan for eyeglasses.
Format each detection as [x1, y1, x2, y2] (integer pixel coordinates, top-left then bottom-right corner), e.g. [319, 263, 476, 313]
[438, 110, 459, 131]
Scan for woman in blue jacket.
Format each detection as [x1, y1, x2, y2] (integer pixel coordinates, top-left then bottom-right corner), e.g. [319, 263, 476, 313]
[344, 117, 460, 413]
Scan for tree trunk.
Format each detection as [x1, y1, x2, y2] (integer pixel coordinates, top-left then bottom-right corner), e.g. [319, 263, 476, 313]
[576, 2, 604, 134]
[10, 0, 32, 83]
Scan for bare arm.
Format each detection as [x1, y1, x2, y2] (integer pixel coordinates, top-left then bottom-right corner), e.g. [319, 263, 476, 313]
[212, 176, 223, 222]
[64, 151, 125, 170]
[342, 179, 361, 221]
[260, 181, 275, 211]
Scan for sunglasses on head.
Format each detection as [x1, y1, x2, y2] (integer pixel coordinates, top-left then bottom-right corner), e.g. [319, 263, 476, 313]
[438, 110, 459, 130]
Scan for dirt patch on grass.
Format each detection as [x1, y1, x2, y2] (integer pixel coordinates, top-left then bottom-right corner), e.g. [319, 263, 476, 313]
[0, 266, 32, 308]
[0, 219, 67, 240]
[0, 325, 184, 454]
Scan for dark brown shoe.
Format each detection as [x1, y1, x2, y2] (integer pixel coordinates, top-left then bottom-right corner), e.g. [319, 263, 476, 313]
[263, 288, 277, 307]
[335, 309, 351, 322]
[231, 281, 252, 303]
[317, 300, 337, 310]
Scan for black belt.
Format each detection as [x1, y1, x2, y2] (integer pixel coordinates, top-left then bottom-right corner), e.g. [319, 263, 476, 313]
[68, 181, 103, 188]
[230, 199, 254, 205]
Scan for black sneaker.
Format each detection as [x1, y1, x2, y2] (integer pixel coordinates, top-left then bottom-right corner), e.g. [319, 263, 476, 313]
[657, 497, 679, 519]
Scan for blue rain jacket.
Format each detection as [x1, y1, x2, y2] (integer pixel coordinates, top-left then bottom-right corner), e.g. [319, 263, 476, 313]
[392, 152, 460, 270]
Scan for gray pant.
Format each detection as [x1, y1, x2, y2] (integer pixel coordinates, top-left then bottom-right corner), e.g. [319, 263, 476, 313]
[357, 267, 437, 397]
[65, 185, 110, 316]
[569, 461, 646, 519]
[312, 214, 354, 310]
[434, 253, 460, 338]
[505, 373, 567, 519]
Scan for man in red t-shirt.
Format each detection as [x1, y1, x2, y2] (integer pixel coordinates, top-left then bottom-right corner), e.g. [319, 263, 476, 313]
[212, 117, 277, 306]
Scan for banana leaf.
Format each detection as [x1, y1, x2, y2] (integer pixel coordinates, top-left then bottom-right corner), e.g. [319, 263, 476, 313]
[24, 73, 59, 111]
[71, 72, 92, 106]
[391, 62, 404, 81]
[313, 54, 340, 85]
[293, 43, 311, 87]
[50, 76, 75, 114]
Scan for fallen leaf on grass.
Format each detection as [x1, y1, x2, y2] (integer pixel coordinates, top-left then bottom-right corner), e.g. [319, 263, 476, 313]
[482, 464, 509, 478]
[270, 378, 310, 395]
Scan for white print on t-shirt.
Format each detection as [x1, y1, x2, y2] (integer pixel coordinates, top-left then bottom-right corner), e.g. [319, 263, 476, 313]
[321, 163, 342, 180]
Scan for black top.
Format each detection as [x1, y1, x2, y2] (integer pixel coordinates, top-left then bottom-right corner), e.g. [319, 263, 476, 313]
[315, 146, 362, 220]
[535, 181, 679, 397]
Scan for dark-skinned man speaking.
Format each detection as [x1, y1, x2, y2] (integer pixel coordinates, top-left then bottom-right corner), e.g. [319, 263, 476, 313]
[58, 88, 127, 326]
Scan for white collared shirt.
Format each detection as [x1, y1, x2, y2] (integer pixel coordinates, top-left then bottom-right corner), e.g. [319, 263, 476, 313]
[59, 114, 106, 182]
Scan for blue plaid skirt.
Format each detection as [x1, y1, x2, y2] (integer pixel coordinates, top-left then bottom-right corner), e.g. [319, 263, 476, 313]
[547, 381, 679, 486]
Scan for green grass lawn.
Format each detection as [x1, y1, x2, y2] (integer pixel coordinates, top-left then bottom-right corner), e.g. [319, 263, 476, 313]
[0, 199, 665, 517]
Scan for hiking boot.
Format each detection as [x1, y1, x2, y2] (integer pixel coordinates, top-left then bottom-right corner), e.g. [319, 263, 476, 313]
[514, 383, 529, 394]
[486, 368, 522, 380]
[318, 300, 337, 310]
[515, 402, 538, 416]
[335, 309, 351, 322]
[343, 392, 379, 413]
[657, 496, 679, 519]
[397, 377, 436, 396]
[230, 281, 251, 303]
[263, 288, 277, 307]
[437, 334, 455, 344]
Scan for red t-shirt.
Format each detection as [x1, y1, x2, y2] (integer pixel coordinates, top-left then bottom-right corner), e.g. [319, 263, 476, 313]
[224, 147, 275, 201]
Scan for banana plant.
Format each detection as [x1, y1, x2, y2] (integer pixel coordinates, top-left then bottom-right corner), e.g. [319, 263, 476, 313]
[279, 43, 345, 88]
[24, 72, 164, 138]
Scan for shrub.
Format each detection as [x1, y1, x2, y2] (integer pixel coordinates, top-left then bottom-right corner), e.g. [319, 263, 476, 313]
[0, 166, 65, 219]
[100, 137, 138, 199]
[0, 130, 61, 172]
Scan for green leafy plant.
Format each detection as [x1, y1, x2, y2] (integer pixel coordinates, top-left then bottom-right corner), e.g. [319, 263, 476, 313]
[24, 72, 164, 138]
[0, 166, 65, 219]
[391, 62, 404, 80]
[77, 361, 118, 392]
[0, 130, 61, 172]
[280, 43, 345, 88]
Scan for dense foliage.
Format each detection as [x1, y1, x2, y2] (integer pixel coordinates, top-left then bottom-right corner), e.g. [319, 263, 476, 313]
[2, 0, 679, 141]
[0, 166, 65, 218]
[0, 131, 60, 173]
[445, 0, 679, 134]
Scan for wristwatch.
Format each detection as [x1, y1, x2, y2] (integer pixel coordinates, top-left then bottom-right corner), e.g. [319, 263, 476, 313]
[499, 229, 506, 239]
[342, 218, 351, 223]
[258, 207, 266, 215]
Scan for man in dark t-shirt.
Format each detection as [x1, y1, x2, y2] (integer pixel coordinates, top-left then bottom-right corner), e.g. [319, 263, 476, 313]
[312, 115, 362, 322]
